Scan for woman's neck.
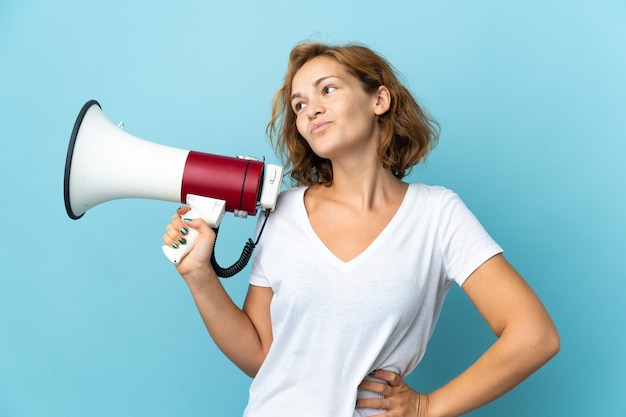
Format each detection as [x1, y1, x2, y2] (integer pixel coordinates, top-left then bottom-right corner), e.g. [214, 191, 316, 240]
[314, 164, 407, 211]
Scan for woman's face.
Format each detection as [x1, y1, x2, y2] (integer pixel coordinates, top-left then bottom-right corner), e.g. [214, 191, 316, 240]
[290, 56, 388, 162]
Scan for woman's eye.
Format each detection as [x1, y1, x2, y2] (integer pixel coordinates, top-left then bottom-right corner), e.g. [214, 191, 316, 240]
[294, 102, 305, 112]
[323, 86, 336, 94]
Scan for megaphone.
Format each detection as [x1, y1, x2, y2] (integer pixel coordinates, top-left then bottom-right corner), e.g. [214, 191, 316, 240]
[64, 100, 283, 277]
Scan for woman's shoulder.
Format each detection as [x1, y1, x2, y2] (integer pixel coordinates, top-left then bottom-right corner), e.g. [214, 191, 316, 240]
[276, 185, 306, 202]
[407, 182, 457, 200]
[270, 185, 307, 214]
[405, 182, 469, 215]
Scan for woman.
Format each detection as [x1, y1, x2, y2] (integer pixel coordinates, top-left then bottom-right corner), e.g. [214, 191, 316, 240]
[163, 42, 560, 416]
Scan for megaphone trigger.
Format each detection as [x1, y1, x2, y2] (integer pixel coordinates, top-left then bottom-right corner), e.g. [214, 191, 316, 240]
[161, 195, 226, 264]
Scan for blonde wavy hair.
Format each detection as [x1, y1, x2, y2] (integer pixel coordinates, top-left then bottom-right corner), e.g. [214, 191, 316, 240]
[267, 42, 439, 186]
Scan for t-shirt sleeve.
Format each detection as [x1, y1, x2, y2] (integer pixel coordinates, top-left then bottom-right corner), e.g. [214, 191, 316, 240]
[438, 190, 503, 286]
[249, 261, 271, 287]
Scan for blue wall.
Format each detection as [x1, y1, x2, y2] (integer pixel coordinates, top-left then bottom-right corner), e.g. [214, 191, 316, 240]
[1, 1, 624, 416]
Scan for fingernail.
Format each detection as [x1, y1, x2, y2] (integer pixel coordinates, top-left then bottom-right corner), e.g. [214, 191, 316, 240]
[178, 237, 187, 245]
[181, 227, 188, 235]
[368, 370, 377, 376]
[172, 242, 179, 249]
[183, 218, 193, 223]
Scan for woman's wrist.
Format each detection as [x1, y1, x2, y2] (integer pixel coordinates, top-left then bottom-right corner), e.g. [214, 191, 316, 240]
[180, 265, 218, 292]
[421, 390, 451, 417]
[416, 392, 434, 417]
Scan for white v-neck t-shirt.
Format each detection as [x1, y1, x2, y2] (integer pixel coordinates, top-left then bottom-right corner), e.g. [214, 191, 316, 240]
[244, 183, 502, 417]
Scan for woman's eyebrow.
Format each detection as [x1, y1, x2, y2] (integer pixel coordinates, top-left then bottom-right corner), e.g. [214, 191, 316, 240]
[291, 75, 340, 102]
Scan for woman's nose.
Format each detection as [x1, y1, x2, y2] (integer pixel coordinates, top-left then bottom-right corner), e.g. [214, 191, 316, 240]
[306, 100, 324, 119]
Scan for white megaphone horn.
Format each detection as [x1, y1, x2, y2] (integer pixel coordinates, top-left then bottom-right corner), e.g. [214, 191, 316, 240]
[64, 100, 283, 277]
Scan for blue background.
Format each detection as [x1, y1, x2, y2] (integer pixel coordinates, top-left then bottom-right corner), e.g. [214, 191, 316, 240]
[1, 0, 624, 416]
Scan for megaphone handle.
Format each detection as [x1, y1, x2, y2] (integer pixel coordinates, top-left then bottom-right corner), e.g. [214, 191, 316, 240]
[161, 195, 226, 265]
[161, 208, 202, 265]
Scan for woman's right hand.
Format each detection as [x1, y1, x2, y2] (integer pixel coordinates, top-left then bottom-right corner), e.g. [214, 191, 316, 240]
[162, 206, 218, 286]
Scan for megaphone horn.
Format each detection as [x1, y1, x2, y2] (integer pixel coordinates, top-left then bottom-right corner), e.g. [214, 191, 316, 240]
[64, 100, 283, 277]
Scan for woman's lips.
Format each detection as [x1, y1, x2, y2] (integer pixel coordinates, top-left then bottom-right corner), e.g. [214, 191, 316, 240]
[311, 121, 332, 134]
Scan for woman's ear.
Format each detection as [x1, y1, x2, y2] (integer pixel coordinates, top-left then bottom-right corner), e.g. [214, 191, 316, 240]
[374, 85, 391, 116]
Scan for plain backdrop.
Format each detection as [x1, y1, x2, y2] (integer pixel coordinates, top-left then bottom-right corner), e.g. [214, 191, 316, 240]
[1, 1, 624, 416]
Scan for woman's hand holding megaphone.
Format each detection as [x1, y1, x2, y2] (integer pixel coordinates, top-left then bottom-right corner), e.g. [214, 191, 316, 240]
[163, 206, 218, 280]
[162, 193, 268, 279]
[162, 193, 225, 263]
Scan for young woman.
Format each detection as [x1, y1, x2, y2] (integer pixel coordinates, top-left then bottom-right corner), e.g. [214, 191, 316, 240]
[163, 42, 560, 417]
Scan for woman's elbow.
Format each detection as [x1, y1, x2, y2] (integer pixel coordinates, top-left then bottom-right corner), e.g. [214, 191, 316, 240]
[240, 362, 262, 378]
[542, 324, 561, 361]
[528, 320, 561, 366]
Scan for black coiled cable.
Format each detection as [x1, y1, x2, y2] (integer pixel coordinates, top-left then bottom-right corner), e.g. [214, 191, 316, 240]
[210, 209, 271, 278]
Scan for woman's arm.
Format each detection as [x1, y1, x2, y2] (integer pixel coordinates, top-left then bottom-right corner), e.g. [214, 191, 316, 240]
[187, 278, 274, 378]
[357, 254, 560, 417]
[164, 207, 274, 377]
[427, 253, 560, 416]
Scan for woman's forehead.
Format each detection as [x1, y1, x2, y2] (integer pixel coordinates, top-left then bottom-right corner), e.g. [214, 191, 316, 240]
[292, 56, 349, 88]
